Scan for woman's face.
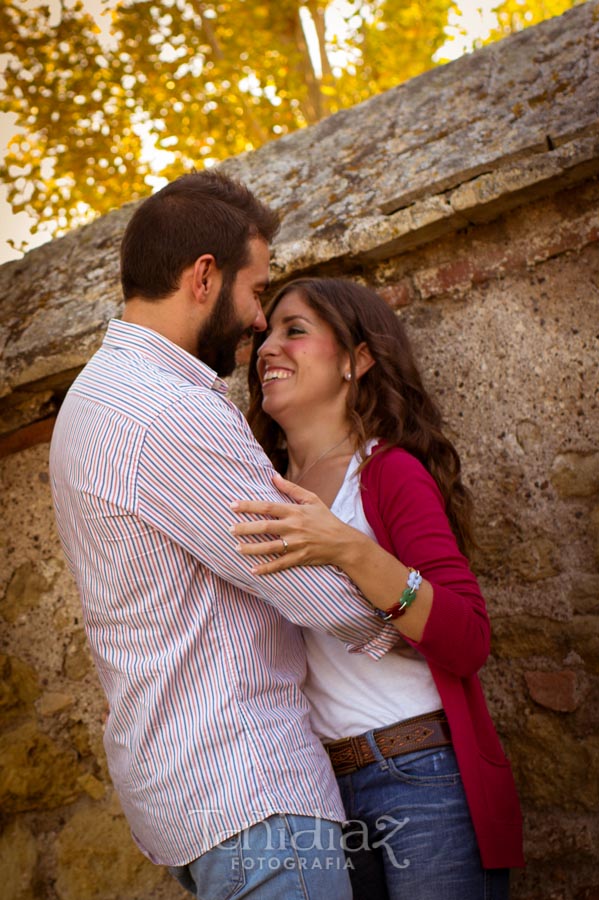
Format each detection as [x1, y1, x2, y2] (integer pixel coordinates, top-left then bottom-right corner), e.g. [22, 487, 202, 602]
[256, 290, 350, 427]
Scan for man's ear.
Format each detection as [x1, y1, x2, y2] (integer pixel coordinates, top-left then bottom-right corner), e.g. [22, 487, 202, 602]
[355, 342, 375, 379]
[191, 254, 219, 304]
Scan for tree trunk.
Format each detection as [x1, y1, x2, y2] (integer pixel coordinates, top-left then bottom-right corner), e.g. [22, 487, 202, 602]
[196, 2, 271, 146]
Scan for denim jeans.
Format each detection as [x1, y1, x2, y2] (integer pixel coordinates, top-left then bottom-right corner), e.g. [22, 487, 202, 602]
[337, 738, 510, 900]
[168, 813, 352, 899]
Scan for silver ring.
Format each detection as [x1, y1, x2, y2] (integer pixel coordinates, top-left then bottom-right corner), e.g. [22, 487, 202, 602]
[281, 537, 289, 556]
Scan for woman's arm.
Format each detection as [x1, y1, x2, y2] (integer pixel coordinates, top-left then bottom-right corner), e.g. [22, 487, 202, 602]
[231, 472, 433, 642]
[360, 447, 490, 675]
[231, 448, 490, 676]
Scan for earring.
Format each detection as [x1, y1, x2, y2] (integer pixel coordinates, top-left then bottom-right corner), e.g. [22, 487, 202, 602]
[344, 372, 352, 381]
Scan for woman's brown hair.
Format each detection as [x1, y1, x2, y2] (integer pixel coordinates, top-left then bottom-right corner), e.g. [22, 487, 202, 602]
[247, 277, 476, 556]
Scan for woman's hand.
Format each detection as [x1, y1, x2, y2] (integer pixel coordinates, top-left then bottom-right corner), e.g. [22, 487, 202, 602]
[232, 473, 434, 643]
[230, 473, 358, 575]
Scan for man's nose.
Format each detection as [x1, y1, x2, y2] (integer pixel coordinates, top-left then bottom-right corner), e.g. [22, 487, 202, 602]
[252, 303, 267, 332]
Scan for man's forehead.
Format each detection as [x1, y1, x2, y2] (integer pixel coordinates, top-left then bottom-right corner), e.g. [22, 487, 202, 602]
[247, 235, 270, 260]
[243, 237, 270, 279]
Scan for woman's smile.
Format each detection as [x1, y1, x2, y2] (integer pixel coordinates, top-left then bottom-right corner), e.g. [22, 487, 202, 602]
[261, 366, 294, 386]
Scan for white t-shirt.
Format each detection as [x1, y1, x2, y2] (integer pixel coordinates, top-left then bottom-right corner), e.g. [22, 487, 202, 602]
[302, 447, 442, 742]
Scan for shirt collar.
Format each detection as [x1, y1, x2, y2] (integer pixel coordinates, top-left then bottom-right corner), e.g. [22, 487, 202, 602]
[104, 319, 229, 395]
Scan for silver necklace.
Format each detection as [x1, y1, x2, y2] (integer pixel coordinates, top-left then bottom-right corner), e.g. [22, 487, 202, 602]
[289, 435, 351, 485]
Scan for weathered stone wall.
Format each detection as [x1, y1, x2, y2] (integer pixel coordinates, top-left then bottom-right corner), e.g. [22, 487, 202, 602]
[1, 4, 598, 898]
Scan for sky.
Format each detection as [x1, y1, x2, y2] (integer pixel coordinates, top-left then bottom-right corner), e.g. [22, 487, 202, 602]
[0, 0, 500, 266]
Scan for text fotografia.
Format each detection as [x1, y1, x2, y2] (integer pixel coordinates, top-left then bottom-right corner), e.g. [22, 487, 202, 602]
[232, 856, 353, 872]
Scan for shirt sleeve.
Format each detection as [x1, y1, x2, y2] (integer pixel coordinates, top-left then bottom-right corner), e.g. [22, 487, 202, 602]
[136, 388, 399, 659]
[361, 447, 490, 675]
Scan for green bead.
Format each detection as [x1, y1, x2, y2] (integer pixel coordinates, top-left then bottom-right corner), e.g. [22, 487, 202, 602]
[400, 588, 416, 607]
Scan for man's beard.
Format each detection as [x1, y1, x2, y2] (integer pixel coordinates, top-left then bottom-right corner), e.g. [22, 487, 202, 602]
[195, 273, 249, 376]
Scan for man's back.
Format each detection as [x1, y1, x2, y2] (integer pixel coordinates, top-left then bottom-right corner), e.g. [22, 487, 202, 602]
[50, 320, 352, 865]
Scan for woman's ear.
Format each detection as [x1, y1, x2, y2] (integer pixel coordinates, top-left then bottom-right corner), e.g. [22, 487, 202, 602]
[355, 342, 375, 380]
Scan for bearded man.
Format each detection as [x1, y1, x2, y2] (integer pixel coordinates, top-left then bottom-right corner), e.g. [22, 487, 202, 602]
[49, 171, 398, 899]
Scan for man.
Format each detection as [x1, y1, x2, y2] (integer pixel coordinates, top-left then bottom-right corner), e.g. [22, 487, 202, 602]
[50, 171, 398, 899]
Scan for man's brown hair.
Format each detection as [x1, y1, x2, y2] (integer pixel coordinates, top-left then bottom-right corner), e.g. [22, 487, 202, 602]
[120, 170, 279, 301]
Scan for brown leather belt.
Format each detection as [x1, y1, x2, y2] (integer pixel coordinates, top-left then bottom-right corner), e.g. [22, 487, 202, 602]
[324, 709, 451, 777]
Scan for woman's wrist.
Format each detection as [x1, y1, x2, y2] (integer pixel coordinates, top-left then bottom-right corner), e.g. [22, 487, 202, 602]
[334, 536, 431, 632]
[372, 568, 423, 620]
[332, 525, 374, 573]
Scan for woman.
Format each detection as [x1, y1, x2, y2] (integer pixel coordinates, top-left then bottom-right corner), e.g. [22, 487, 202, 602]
[230, 278, 523, 899]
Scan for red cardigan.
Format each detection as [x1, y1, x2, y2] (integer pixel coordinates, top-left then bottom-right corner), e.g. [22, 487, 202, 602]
[360, 445, 524, 869]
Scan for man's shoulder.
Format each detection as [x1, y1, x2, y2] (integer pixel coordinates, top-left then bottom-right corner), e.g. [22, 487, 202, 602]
[69, 343, 220, 425]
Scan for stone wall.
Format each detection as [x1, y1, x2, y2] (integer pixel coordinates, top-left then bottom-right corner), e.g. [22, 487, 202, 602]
[1, 4, 598, 898]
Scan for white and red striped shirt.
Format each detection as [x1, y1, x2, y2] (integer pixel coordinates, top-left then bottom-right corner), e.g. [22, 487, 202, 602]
[49, 319, 397, 866]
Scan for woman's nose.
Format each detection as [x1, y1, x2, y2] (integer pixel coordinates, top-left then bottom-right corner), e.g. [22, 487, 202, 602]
[257, 333, 276, 357]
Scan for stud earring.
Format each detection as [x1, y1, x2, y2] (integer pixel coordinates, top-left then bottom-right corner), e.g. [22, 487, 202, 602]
[344, 372, 352, 381]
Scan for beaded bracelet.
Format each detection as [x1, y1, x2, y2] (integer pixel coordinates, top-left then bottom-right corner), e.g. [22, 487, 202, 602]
[373, 567, 422, 621]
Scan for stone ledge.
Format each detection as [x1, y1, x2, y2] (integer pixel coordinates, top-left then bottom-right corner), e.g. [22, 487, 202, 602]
[270, 132, 599, 271]
[0, 1, 597, 441]
[221, 1, 599, 248]
[0, 416, 57, 460]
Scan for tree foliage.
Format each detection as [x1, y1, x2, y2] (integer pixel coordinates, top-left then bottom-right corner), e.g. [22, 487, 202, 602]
[0, 0, 584, 247]
[0, 0, 151, 236]
[487, 0, 584, 39]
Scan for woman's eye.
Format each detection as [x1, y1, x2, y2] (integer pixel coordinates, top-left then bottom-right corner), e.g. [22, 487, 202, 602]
[287, 326, 305, 336]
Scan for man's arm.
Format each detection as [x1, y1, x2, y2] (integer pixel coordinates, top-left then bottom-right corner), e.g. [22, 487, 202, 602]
[136, 390, 398, 659]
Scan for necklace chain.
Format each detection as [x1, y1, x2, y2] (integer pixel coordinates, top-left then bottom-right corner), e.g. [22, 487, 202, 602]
[289, 434, 350, 485]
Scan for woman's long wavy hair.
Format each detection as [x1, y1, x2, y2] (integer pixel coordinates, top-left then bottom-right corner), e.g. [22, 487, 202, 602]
[247, 277, 475, 556]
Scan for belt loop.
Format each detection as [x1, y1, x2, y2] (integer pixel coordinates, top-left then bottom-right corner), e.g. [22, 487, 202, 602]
[363, 729, 389, 770]
[324, 712, 451, 778]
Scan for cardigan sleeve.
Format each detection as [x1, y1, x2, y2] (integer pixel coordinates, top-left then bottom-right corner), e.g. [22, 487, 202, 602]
[360, 446, 490, 677]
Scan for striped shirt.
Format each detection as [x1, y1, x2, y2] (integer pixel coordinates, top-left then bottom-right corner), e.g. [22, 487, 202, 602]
[49, 319, 398, 866]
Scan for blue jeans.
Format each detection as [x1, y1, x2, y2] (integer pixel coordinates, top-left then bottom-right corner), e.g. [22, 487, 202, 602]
[337, 739, 510, 900]
[168, 813, 352, 899]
